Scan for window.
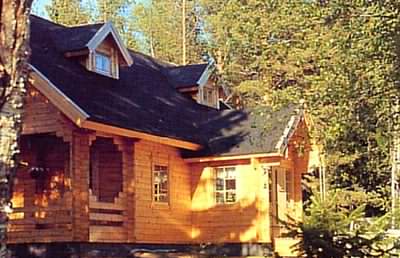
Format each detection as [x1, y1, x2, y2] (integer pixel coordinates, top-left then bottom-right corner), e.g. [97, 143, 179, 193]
[153, 165, 168, 203]
[95, 52, 111, 75]
[215, 167, 236, 204]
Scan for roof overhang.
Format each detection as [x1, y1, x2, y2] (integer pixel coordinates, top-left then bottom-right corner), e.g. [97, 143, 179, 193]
[274, 109, 304, 153]
[196, 60, 215, 87]
[184, 152, 283, 163]
[177, 86, 198, 93]
[86, 22, 133, 67]
[28, 64, 201, 151]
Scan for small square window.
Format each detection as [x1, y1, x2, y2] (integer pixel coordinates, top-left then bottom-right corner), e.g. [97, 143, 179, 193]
[153, 165, 168, 203]
[95, 52, 111, 75]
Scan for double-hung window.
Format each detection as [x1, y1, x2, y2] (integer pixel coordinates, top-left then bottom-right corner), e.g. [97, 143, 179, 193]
[215, 167, 236, 204]
[153, 165, 169, 203]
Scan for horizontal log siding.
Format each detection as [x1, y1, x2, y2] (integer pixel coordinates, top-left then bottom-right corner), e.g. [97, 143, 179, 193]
[134, 140, 192, 243]
[190, 160, 270, 243]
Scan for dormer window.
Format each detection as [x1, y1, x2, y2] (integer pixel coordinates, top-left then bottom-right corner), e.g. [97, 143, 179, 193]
[95, 52, 111, 75]
[62, 22, 133, 80]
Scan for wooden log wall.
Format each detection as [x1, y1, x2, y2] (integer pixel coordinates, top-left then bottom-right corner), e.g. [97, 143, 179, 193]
[190, 159, 270, 244]
[22, 85, 75, 138]
[9, 135, 73, 243]
[133, 140, 192, 243]
[8, 85, 76, 243]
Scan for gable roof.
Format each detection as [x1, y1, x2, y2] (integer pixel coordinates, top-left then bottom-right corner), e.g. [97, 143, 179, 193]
[50, 20, 133, 66]
[28, 15, 303, 156]
[86, 22, 133, 66]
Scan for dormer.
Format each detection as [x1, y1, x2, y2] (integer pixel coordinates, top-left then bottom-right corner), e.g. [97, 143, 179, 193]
[60, 22, 133, 79]
[165, 61, 221, 109]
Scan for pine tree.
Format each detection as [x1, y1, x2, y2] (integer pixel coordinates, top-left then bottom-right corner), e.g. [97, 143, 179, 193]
[292, 190, 399, 257]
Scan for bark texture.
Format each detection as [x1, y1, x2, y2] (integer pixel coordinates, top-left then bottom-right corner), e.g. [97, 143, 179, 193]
[0, 0, 32, 256]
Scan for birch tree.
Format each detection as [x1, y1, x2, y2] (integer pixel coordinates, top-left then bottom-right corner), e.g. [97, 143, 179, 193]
[0, 0, 33, 256]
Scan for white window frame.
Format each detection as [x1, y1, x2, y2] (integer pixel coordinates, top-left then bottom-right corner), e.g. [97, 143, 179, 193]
[153, 164, 169, 203]
[94, 51, 112, 76]
[215, 166, 237, 204]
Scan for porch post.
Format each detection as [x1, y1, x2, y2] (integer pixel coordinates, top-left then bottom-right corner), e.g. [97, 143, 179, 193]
[71, 130, 90, 241]
[122, 139, 135, 242]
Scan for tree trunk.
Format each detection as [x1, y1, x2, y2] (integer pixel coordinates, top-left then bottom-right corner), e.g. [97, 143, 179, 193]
[0, 0, 33, 256]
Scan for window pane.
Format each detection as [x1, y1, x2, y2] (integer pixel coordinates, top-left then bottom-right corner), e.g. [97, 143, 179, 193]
[95, 52, 111, 74]
[159, 194, 168, 202]
[226, 191, 236, 203]
[216, 178, 224, 190]
[225, 179, 236, 190]
[216, 192, 224, 203]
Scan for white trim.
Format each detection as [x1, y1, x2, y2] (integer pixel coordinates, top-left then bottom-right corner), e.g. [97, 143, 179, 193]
[197, 60, 215, 87]
[86, 22, 133, 67]
[184, 152, 283, 163]
[274, 110, 304, 153]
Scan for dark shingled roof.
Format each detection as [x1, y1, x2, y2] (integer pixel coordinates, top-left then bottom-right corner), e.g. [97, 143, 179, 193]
[164, 63, 208, 89]
[50, 23, 104, 52]
[29, 15, 301, 156]
[183, 105, 299, 158]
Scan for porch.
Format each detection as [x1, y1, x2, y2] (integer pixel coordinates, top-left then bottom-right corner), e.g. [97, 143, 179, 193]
[8, 133, 134, 243]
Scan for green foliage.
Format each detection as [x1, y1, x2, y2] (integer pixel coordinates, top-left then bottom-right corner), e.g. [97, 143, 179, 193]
[93, 0, 138, 49]
[290, 190, 400, 258]
[45, 0, 90, 26]
[130, 0, 206, 64]
[200, 0, 400, 213]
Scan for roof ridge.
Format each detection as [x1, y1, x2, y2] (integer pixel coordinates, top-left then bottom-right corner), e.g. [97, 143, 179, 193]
[64, 22, 105, 29]
[30, 14, 66, 29]
[169, 63, 208, 69]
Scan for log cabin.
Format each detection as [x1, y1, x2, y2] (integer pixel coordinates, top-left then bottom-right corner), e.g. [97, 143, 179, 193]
[8, 15, 318, 258]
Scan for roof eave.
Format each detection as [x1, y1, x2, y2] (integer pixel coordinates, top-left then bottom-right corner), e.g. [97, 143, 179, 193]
[274, 109, 304, 154]
[184, 152, 283, 163]
[196, 60, 215, 87]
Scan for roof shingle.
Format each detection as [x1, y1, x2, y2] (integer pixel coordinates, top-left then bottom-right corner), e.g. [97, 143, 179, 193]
[29, 15, 301, 157]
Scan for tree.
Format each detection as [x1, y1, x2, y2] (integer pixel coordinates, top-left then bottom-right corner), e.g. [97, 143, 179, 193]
[131, 0, 206, 64]
[46, 0, 89, 26]
[93, 0, 138, 49]
[46, 0, 139, 51]
[0, 0, 33, 255]
[290, 190, 400, 257]
[199, 0, 400, 214]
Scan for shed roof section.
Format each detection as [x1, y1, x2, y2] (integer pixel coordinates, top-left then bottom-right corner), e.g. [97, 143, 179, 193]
[164, 63, 209, 89]
[183, 105, 300, 158]
[29, 15, 302, 156]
